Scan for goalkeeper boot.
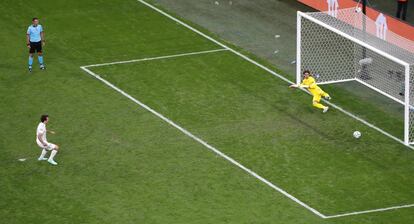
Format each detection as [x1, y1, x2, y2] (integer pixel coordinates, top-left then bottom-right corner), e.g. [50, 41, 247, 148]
[323, 107, 329, 113]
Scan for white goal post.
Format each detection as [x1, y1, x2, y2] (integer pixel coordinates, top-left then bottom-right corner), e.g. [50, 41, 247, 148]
[296, 9, 414, 145]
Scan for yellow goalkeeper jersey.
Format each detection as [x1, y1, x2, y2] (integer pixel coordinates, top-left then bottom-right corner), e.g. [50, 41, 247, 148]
[299, 76, 322, 95]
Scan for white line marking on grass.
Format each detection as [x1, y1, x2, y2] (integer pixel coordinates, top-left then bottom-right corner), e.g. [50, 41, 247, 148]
[134, 0, 414, 217]
[80, 65, 327, 219]
[324, 100, 414, 150]
[81, 57, 414, 219]
[83, 48, 228, 68]
[138, 0, 293, 85]
[136, 0, 414, 151]
[325, 204, 414, 219]
[79, 0, 414, 218]
[317, 78, 356, 85]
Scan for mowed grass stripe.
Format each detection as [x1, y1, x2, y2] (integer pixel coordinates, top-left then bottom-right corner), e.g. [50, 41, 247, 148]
[1, 0, 414, 223]
[91, 51, 414, 214]
[0, 1, 326, 223]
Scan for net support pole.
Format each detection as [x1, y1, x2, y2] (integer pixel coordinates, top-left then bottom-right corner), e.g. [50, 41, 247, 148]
[404, 65, 410, 145]
[362, 0, 367, 14]
[296, 11, 302, 85]
[361, 0, 370, 80]
[362, 0, 366, 58]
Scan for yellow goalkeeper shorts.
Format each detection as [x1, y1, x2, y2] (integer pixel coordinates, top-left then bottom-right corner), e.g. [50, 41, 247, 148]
[311, 89, 328, 103]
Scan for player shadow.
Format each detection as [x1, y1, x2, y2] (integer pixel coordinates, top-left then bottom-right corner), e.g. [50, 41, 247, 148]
[229, 79, 412, 175]
[229, 78, 338, 142]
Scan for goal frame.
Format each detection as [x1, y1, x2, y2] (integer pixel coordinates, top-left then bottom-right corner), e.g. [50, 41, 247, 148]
[296, 11, 412, 145]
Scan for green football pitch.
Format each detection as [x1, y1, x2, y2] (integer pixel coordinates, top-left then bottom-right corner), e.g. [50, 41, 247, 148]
[1, 0, 414, 223]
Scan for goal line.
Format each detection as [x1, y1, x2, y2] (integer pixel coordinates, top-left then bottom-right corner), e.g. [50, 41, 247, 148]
[80, 48, 414, 219]
[78, 0, 414, 219]
[135, 0, 414, 151]
[134, 0, 414, 217]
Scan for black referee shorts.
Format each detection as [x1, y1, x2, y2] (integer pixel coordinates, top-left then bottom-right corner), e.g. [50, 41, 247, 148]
[29, 41, 42, 54]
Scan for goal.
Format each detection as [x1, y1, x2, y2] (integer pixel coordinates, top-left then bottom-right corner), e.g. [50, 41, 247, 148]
[296, 8, 414, 145]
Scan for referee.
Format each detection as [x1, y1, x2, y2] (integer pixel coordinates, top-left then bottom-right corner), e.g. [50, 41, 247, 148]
[26, 17, 46, 72]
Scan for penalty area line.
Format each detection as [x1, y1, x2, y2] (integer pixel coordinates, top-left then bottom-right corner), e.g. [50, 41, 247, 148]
[80, 66, 327, 219]
[80, 63, 414, 220]
[82, 48, 228, 68]
[324, 204, 414, 219]
[80, 0, 414, 218]
[136, 0, 414, 151]
[135, 0, 414, 218]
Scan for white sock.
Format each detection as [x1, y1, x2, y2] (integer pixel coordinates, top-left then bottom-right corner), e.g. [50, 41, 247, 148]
[39, 149, 48, 159]
[49, 150, 58, 161]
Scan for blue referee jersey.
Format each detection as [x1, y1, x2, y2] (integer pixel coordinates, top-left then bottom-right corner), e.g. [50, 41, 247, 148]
[27, 25, 43, 42]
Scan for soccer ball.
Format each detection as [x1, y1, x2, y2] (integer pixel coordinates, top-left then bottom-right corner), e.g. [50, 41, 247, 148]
[355, 7, 362, 13]
[353, 131, 361, 139]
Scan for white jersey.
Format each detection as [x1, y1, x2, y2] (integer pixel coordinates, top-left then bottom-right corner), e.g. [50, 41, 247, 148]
[36, 122, 48, 145]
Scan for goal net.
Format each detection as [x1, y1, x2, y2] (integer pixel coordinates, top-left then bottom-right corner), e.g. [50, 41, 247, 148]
[297, 8, 414, 145]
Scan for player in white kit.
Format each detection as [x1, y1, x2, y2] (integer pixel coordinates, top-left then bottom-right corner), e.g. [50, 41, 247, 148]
[36, 115, 60, 165]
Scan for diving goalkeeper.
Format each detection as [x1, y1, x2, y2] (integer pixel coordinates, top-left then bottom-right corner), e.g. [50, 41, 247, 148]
[289, 70, 331, 113]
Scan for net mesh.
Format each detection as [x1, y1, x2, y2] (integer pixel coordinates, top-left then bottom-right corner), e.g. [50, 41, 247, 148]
[299, 8, 414, 143]
[300, 17, 355, 83]
[302, 9, 414, 64]
[410, 65, 414, 143]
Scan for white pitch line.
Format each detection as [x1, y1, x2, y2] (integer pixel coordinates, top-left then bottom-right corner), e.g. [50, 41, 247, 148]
[325, 204, 414, 219]
[80, 66, 327, 219]
[136, 0, 292, 85]
[135, 0, 414, 218]
[317, 78, 356, 85]
[83, 48, 228, 68]
[136, 0, 414, 152]
[80, 0, 414, 218]
[323, 99, 414, 150]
